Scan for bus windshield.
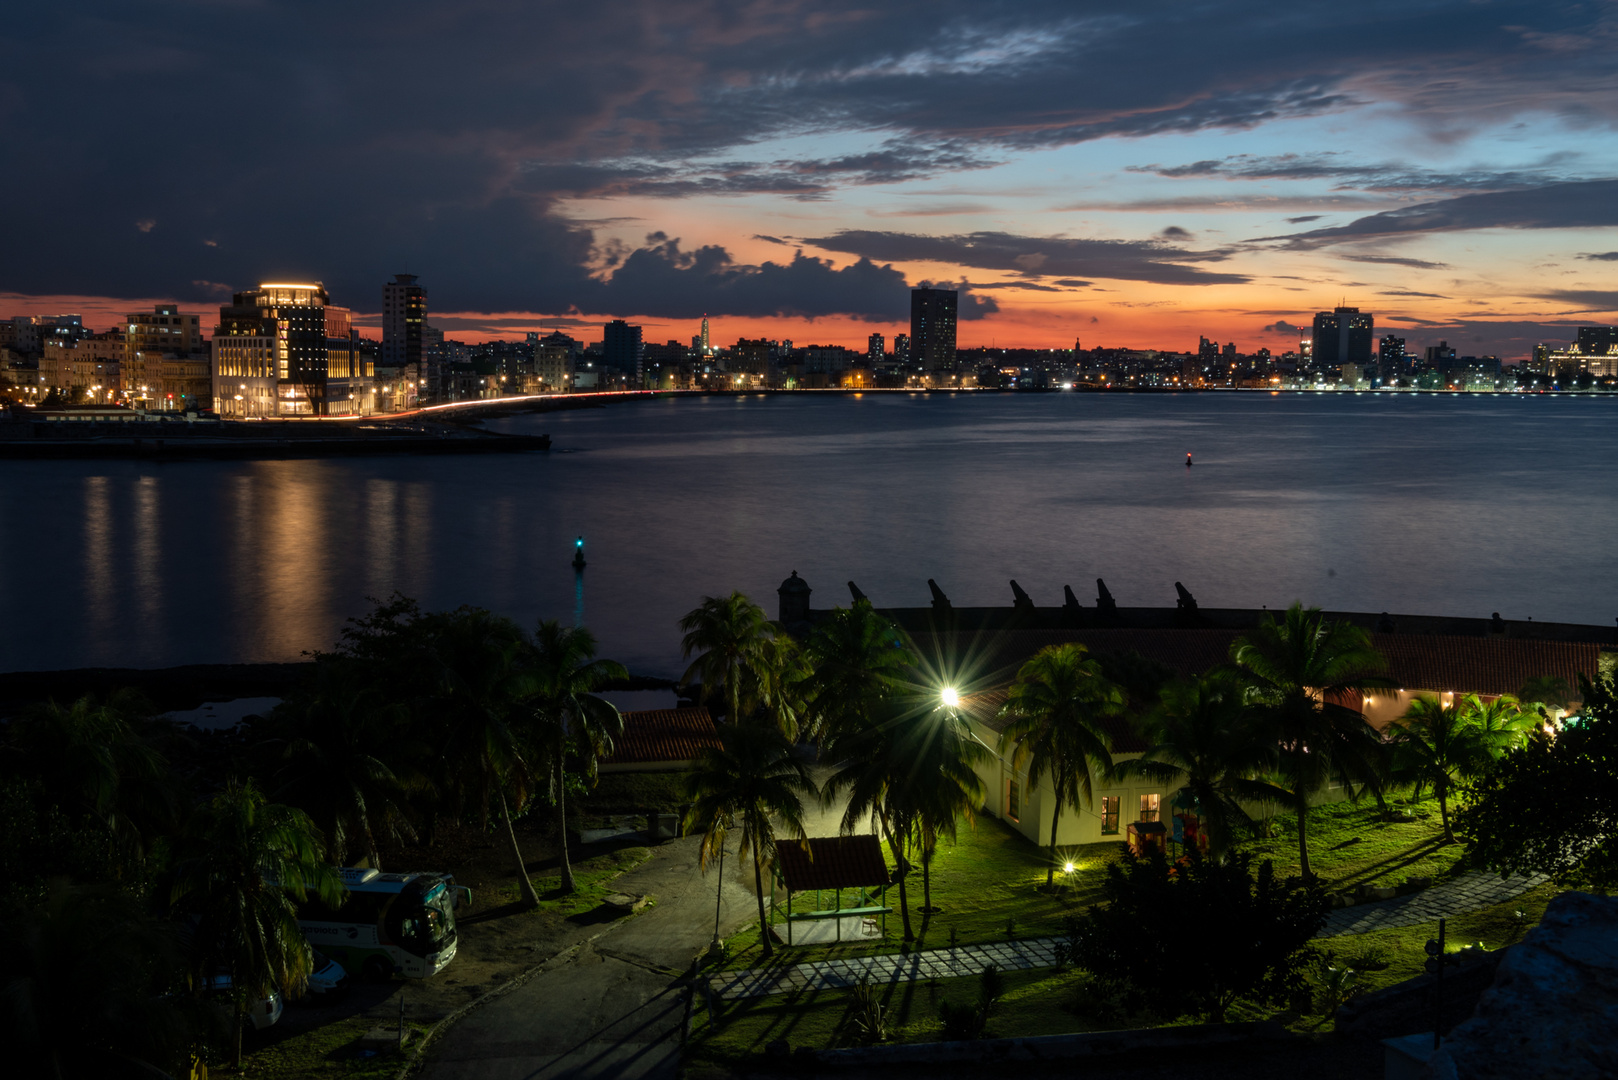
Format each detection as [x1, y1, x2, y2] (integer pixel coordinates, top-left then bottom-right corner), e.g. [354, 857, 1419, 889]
[423, 885, 456, 949]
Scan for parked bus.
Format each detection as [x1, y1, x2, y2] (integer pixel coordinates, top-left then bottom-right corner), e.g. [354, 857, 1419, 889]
[295, 867, 460, 980]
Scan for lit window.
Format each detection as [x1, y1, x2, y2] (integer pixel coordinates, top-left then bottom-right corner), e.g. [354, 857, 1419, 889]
[1100, 796, 1120, 835]
[1140, 794, 1160, 823]
[1006, 778, 1022, 823]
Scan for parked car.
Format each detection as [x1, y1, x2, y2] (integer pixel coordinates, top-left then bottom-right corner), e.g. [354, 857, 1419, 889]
[204, 975, 284, 1030]
[301, 949, 350, 1000]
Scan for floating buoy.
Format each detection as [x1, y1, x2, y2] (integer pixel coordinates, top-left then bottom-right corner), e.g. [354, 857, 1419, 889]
[1186, 452, 1193, 467]
[572, 536, 587, 570]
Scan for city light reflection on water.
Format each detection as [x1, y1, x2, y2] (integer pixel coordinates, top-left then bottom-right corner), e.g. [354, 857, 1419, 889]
[2, 391, 1617, 677]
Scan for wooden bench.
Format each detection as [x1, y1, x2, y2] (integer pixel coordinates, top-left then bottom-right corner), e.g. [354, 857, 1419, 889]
[786, 905, 891, 922]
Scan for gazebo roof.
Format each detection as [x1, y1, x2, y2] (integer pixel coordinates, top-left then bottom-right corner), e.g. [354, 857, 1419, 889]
[776, 835, 890, 892]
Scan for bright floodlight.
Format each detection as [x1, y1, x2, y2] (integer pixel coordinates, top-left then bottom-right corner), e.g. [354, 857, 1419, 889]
[1063, 861, 1076, 874]
[941, 687, 959, 709]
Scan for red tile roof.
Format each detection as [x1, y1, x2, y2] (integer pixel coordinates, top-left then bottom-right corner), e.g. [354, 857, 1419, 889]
[775, 835, 891, 892]
[603, 707, 720, 767]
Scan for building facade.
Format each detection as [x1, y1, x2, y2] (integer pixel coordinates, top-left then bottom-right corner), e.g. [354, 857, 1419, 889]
[910, 288, 958, 370]
[1311, 305, 1374, 370]
[602, 320, 644, 386]
[212, 283, 341, 417]
[125, 305, 208, 411]
[382, 274, 428, 401]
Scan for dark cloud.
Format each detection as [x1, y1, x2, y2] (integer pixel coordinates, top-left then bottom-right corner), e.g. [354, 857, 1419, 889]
[1259, 181, 1618, 246]
[752, 235, 789, 245]
[803, 231, 1249, 286]
[1131, 153, 1587, 194]
[1262, 320, 1303, 335]
[1535, 290, 1618, 313]
[1160, 226, 1192, 239]
[1053, 279, 1094, 287]
[579, 235, 996, 320]
[1, 2, 1617, 316]
[1380, 290, 1449, 299]
[1337, 254, 1450, 269]
[1286, 215, 1323, 224]
[1578, 251, 1618, 261]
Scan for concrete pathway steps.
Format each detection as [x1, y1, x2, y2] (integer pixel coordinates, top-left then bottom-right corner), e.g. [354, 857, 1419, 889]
[714, 870, 1547, 1001]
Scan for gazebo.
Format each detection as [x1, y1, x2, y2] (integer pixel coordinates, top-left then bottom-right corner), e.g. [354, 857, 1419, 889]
[772, 835, 893, 946]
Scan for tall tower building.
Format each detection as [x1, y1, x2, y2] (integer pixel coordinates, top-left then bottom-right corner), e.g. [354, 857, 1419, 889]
[910, 288, 957, 370]
[213, 283, 330, 416]
[700, 316, 710, 355]
[1378, 334, 1407, 384]
[867, 333, 885, 362]
[1311, 305, 1374, 369]
[602, 320, 644, 386]
[383, 274, 428, 399]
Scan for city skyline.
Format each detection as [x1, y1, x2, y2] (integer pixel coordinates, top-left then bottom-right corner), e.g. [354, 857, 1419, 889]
[4, 3, 1618, 359]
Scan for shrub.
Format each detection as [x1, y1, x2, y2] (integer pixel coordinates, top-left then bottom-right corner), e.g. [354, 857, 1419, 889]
[1068, 849, 1328, 1022]
[937, 963, 1005, 1040]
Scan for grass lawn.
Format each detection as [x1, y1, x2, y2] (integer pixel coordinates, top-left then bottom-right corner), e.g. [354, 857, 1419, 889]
[688, 966, 1118, 1067]
[473, 842, 652, 918]
[690, 882, 1563, 1064]
[713, 815, 1127, 973]
[235, 1015, 434, 1079]
[1238, 793, 1472, 894]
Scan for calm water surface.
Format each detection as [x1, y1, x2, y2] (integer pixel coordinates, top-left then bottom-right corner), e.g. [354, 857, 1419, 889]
[2, 392, 1615, 677]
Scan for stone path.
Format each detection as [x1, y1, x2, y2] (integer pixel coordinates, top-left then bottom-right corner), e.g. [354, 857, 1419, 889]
[714, 869, 1548, 1000]
[1317, 869, 1548, 938]
[715, 937, 1063, 1000]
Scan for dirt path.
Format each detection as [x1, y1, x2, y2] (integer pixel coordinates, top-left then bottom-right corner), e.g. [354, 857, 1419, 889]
[418, 834, 761, 1080]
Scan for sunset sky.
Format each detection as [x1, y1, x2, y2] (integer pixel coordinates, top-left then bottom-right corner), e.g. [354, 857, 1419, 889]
[5, 1, 1618, 359]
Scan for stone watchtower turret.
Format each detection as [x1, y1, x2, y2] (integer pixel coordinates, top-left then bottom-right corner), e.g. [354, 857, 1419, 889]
[777, 571, 812, 625]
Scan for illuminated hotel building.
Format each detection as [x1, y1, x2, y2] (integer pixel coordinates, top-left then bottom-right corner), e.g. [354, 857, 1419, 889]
[212, 283, 374, 417]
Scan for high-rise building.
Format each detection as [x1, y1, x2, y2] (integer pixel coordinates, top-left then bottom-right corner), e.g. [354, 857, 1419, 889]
[867, 333, 885, 362]
[213, 283, 331, 417]
[1424, 341, 1456, 366]
[1575, 326, 1618, 356]
[700, 316, 711, 355]
[1311, 305, 1374, 369]
[910, 288, 957, 369]
[893, 333, 911, 365]
[602, 320, 644, 385]
[382, 274, 428, 399]
[1378, 334, 1407, 383]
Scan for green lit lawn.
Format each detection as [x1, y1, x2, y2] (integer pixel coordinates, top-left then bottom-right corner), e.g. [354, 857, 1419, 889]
[1240, 794, 1471, 893]
[713, 815, 1126, 973]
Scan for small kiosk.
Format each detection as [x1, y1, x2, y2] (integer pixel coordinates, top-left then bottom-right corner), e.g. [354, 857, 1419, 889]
[1126, 819, 1168, 857]
[772, 835, 893, 946]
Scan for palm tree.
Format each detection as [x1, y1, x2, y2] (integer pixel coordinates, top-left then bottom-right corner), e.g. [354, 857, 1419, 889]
[1116, 675, 1288, 855]
[1464, 693, 1536, 758]
[1, 692, 176, 864]
[751, 633, 811, 739]
[6, 884, 212, 1080]
[422, 608, 542, 906]
[1229, 603, 1388, 878]
[802, 600, 915, 743]
[261, 660, 417, 869]
[1388, 695, 1491, 842]
[679, 593, 774, 724]
[997, 643, 1124, 887]
[524, 620, 626, 894]
[168, 781, 343, 1068]
[904, 700, 989, 914]
[683, 724, 815, 960]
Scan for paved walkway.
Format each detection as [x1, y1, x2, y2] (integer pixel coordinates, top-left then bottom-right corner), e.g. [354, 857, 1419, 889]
[1317, 869, 1548, 937]
[714, 869, 1548, 1001]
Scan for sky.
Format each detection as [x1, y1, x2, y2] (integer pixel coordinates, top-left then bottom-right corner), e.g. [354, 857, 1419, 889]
[4, 1, 1618, 359]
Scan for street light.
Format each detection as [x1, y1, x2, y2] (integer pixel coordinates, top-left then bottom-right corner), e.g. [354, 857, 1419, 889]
[940, 687, 959, 709]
